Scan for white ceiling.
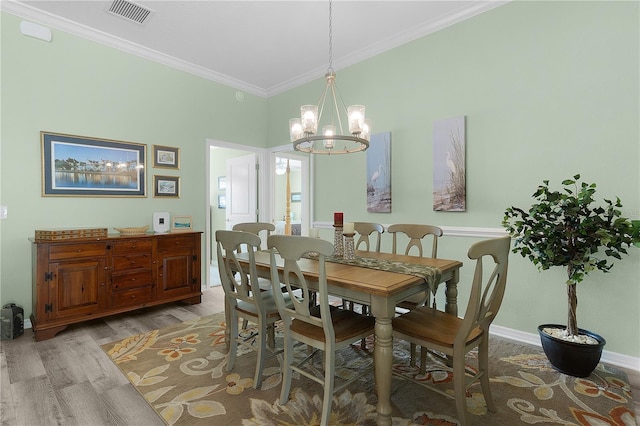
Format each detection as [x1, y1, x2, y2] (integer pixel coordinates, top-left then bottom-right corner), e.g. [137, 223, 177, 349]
[4, 0, 508, 97]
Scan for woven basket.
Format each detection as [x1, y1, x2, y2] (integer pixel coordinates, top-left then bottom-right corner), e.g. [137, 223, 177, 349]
[114, 226, 149, 236]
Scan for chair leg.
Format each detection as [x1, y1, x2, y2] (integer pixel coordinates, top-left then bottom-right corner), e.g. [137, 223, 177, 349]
[321, 348, 336, 426]
[253, 320, 267, 389]
[453, 351, 470, 426]
[410, 343, 417, 365]
[419, 346, 427, 374]
[478, 339, 496, 412]
[279, 331, 294, 405]
[267, 324, 276, 349]
[227, 311, 239, 371]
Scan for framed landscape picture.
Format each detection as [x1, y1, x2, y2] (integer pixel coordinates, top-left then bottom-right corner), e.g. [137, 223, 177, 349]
[153, 175, 180, 198]
[41, 131, 146, 197]
[153, 145, 180, 169]
[171, 215, 193, 232]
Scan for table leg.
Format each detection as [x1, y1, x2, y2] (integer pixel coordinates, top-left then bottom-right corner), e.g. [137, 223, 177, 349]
[371, 299, 395, 426]
[444, 268, 460, 316]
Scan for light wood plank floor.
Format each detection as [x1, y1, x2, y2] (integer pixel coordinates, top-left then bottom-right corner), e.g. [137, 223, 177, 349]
[1, 285, 638, 425]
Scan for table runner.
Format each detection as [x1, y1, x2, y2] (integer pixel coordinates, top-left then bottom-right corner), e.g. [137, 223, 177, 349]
[326, 254, 442, 299]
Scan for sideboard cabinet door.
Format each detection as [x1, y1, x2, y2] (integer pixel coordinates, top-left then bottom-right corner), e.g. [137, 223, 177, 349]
[50, 259, 106, 319]
[156, 233, 200, 300]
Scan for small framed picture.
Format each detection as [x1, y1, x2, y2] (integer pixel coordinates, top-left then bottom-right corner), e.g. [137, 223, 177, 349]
[291, 192, 301, 202]
[218, 194, 226, 209]
[153, 145, 180, 169]
[153, 175, 180, 198]
[171, 215, 193, 232]
[218, 176, 226, 191]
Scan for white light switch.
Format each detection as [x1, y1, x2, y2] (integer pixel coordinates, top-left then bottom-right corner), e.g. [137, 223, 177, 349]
[0, 206, 7, 219]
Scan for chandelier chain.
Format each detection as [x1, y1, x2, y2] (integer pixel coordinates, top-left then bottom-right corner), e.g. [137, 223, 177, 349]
[328, 0, 333, 73]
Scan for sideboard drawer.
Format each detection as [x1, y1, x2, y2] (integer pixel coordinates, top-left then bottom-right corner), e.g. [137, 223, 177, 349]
[111, 287, 154, 308]
[49, 242, 107, 260]
[111, 271, 153, 291]
[157, 235, 196, 250]
[112, 253, 152, 272]
[112, 239, 152, 254]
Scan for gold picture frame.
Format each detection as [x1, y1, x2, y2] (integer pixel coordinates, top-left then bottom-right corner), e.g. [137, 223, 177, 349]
[152, 145, 180, 169]
[153, 175, 180, 198]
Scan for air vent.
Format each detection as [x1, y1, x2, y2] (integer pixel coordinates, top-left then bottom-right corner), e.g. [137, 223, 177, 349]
[107, 0, 153, 24]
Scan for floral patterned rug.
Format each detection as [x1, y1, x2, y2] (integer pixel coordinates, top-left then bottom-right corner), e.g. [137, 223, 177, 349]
[101, 312, 636, 425]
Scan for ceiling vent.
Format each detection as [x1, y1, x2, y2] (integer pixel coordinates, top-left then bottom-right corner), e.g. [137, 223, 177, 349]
[107, 0, 153, 25]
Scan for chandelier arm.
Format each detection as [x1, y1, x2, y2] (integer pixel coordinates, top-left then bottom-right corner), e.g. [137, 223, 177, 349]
[316, 82, 330, 131]
[329, 83, 345, 135]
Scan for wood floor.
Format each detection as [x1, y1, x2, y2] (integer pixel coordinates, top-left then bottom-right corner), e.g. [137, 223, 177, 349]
[1, 285, 638, 425]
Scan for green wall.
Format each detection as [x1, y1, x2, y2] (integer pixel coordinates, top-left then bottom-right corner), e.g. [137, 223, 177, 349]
[0, 11, 266, 319]
[267, 1, 640, 358]
[1, 1, 639, 359]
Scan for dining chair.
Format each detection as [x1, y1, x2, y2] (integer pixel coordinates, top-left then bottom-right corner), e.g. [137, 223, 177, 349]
[346, 222, 384, 343]
[354, 221, 384, 252]
[267, 235, 375, 426]
[231, 222, 277, 332]
[387, 223, 444, 367]
[391, 235, 511, 426]
[215, 229, 287, 389]
[232, 222, 275, 251]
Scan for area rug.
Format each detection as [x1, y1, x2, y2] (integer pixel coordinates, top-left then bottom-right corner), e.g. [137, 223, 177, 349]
[101, 312, 636, 425]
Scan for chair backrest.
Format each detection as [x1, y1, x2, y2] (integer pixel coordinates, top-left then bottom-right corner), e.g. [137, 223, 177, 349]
[456, 235, 511, 346]
[354, 222, 384, 252]
[232, 222, 275, 249]
[267, 235, 335, 340]
[387, 224, 443, 257]
[215, 230, 266, 313]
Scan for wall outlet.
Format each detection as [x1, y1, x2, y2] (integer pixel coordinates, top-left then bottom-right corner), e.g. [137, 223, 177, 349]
[0, 206, 7, 220]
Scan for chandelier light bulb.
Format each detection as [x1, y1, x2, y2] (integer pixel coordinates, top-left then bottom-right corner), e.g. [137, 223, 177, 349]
[362, 119, 372, 141]
[322, 125, 336, 149]
[301, 105, 318, 134]
[289, 118, 303, 142]
[348, 105, 365, 135]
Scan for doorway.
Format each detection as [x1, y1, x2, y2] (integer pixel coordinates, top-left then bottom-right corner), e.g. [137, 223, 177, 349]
[205, 140, 310, 288]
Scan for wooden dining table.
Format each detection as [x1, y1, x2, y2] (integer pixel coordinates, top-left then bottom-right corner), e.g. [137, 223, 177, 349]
[236, 249, 463, 426]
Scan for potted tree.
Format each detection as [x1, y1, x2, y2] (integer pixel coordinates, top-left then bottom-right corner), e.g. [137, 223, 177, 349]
[503, 174, 636, 377]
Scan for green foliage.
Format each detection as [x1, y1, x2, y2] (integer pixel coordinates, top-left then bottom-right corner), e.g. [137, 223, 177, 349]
[503, 174, 635, 335]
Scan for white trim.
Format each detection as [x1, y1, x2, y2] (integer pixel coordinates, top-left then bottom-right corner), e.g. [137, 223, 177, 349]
[1, 0, 509, 98]
[311, 223, 508, 239]
[1, 0, 267, 97]
[491, 324, 640, 372]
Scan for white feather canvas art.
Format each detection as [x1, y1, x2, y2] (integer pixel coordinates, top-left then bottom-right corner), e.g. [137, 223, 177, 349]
[366, 132, 391, 213]
[433, 116, 466, 211]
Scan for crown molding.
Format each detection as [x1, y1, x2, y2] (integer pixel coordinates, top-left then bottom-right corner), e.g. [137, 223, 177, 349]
[266, 1, 510, 96]
[3, 0, 509, 98]
[1, 0, 268, 97]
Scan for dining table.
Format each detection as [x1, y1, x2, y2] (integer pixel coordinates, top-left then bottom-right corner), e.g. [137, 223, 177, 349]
[235, 249, 463, 426]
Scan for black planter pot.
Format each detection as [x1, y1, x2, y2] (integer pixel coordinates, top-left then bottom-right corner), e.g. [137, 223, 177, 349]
[538, 324, 606, 378]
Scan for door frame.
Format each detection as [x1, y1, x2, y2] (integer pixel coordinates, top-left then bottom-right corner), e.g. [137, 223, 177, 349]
[205, 139, 271, 288]
[270, 147, 311, 237]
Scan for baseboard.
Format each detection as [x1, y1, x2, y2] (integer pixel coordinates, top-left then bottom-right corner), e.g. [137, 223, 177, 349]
[490, 324, 640, 373]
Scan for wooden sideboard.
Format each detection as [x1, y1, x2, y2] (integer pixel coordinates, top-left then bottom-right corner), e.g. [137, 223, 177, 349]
[30, 231, 202, 341]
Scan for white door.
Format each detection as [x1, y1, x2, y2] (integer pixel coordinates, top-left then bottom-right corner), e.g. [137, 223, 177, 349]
[226, 154, 257, 229]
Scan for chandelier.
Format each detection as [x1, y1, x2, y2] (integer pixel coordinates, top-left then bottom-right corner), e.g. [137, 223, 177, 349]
[289, 0, 371, 155]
